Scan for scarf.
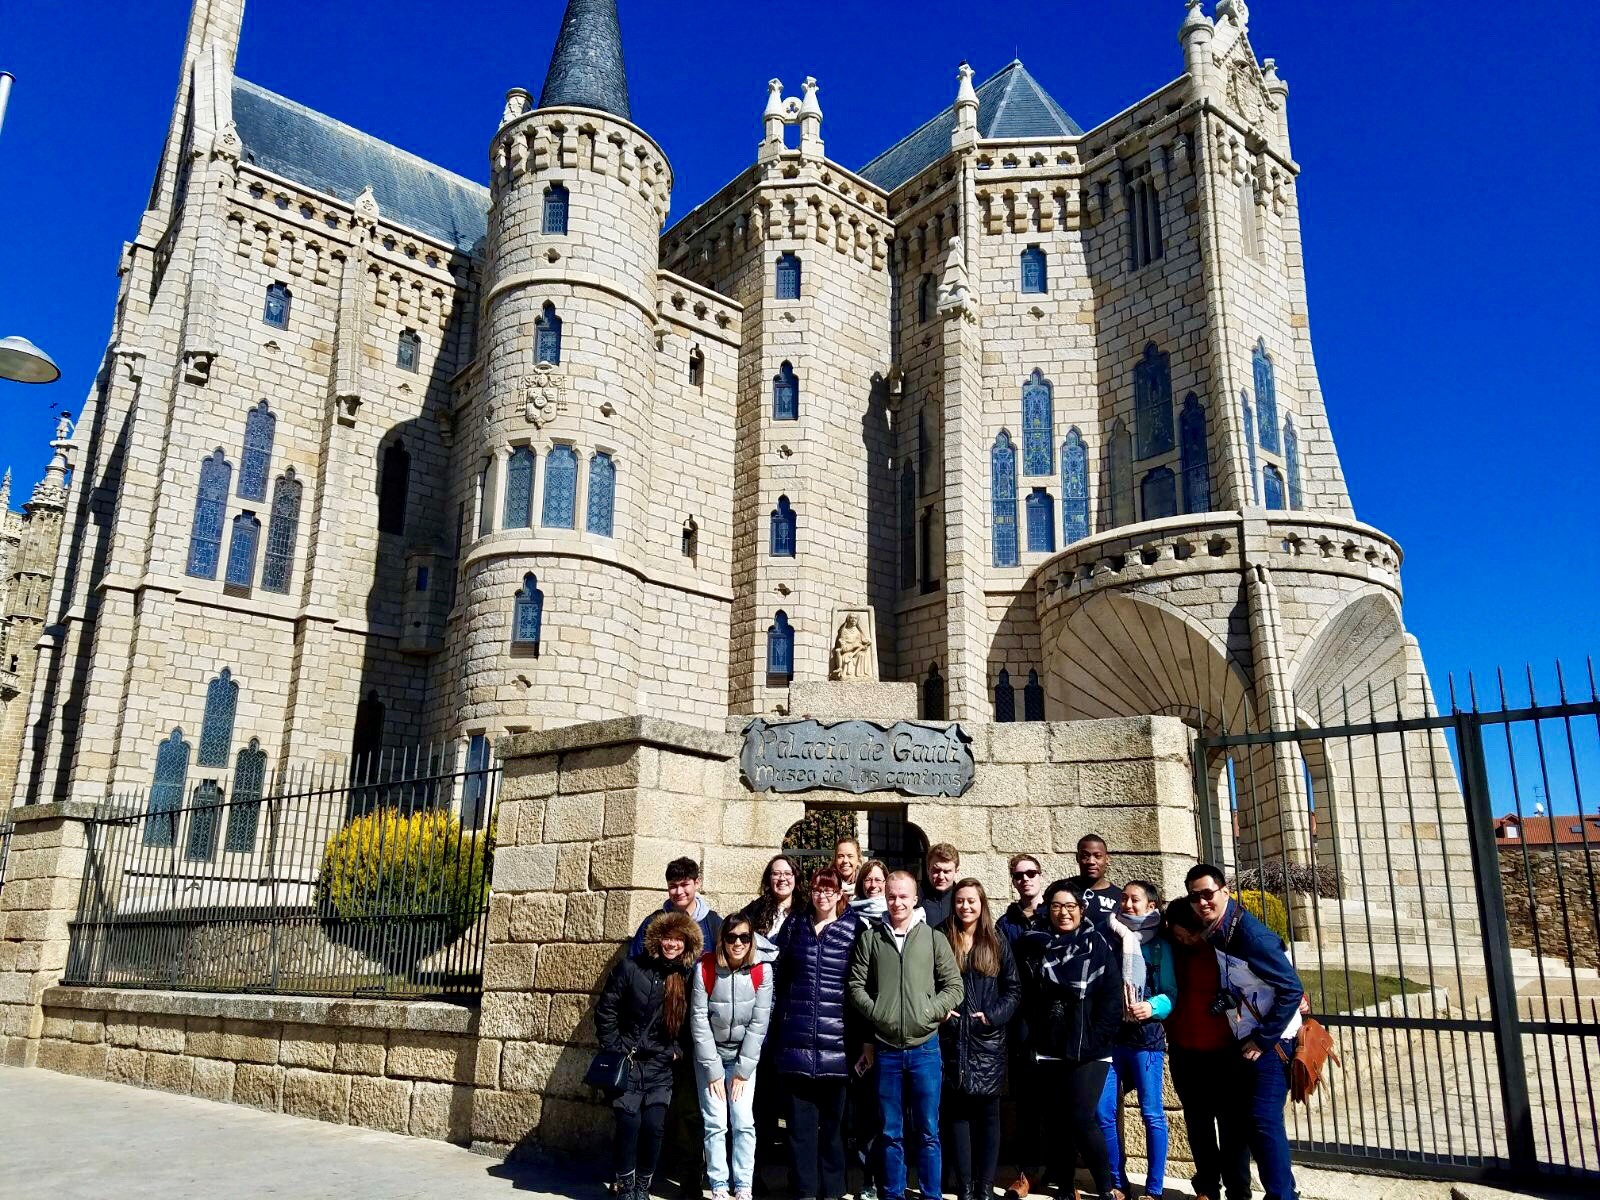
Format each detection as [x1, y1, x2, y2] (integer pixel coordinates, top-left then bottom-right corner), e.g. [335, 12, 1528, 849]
[1034, 923, 1109, 995]
[1109, 909, 1162, 1002]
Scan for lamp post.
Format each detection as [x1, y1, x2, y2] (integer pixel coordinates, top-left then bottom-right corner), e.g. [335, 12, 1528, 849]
[0, 73, 61, 385]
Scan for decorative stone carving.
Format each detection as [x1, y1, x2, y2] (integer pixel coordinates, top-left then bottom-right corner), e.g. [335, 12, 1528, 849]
[502, 88, 532, 127]
[523, 369, 568, 429]
[210, 121, 241, 164]
[829, 614, 875, 681]
[936, 235, 971, 316]
[353, 185, 380, 227]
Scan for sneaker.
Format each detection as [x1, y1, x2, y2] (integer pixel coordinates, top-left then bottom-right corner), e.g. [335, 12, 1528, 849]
[734, 1190, 753, 1200]
[858, 1189, 879, 1200]
[711, 1190, 731, 1200]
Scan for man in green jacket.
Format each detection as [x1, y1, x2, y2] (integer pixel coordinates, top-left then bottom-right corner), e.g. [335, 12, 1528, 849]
[848, 870, 964, 1200]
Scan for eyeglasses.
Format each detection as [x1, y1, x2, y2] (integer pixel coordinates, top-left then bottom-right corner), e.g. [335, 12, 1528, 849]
[724, 932, 754, 945]
[1048, 901, 1080, 913]
[1188, 887, 1224, 905]
[813, 888, 839, 897]
[1011, 869, 1040, 881]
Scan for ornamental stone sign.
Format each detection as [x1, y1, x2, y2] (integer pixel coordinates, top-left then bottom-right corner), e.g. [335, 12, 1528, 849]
[740, 718, 975, 798]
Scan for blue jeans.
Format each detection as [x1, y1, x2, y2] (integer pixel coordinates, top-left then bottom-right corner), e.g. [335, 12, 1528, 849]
[1097, 1046, 1169, 1195]
[1239, 1041, 1298, 1200]
[695, 1058, 757, 1193]
[876, 1039, 942, 1200]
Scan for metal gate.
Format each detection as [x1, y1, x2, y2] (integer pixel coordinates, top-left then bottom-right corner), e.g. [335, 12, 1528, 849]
[1193, 666, 1600, 1186]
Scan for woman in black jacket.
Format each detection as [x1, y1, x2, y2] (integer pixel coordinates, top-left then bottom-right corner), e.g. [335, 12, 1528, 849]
[938, 879, 1021, 1200]
[1019, 881, 1125, 1200]
[595, 909, 703, 1200]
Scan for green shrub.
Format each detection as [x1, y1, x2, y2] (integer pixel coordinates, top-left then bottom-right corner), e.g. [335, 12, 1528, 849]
[318, 807, 494, 970]
[1237, 888, 1290, 943]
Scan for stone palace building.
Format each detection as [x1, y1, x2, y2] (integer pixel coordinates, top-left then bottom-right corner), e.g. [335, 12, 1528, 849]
[9, 0, 1448, 889]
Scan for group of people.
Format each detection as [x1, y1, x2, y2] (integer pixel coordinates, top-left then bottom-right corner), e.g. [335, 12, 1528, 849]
[594, 835, 1306, 1200]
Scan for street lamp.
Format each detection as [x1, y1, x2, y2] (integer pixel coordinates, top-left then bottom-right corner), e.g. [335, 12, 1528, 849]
[0, 336, 61, 384]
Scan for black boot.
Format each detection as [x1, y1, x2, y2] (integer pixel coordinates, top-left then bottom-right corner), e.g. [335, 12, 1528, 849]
[613, 1172, 636, 1198]
[634, 1173, 654, 1200]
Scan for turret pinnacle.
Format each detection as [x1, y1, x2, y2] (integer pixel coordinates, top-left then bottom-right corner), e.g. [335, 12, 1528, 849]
[538, 0, 631, 120]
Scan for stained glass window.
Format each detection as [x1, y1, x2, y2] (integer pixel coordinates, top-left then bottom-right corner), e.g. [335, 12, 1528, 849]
[1061, 428, 1089, 544]
[262, 471, 301, 593]
[1025, 489, 1056, 553]
[185, 779, 224, 862]
[461, 734, 492, 829]
[773, 362, 798, 421]
[1021, 246, 1047, 294]
[513, 573, 544, 648]
[991, 430, 1019, 567]
[1141, 466, 1178, 520]
[263, 282, 291, 329]
[767, 611, 794, 680]
[1179, 394, 1211, 514]
[144, 729, 191, 847]
[1241, 392, 1259, 504]
[186, 450, 232, 579]
[225, 513, 260, 589]
[922, 664, 945, 721]
[224, 739, 268, 853]
[543, 184, 569, 235]
[1263, 464, 1286, 510]
[198, 669, 239, 767]
[776, 253, 801, 300]
[1108, 418, 1132, 529]
[771, 495, 796, 557]
[397, 329, 420, 372]
[379, 440, 410, 535]
[542, 445, 577, 528]
[238, 401, 275, 501]
[1254, 340, 1280, 453]
[536, 303, 562, 366]
[1134, 342, 1174, 460]
[504, 447, 535, 529]
[1284, 417, 1302, 509]
[586, 452, 616, 537]
[899, 466, 917, 589]
[995, 668, 1016, 722]
[416, 566, 430, 591]
[1024, 670, 1045, 721]
[1022, 370, 1054, 475]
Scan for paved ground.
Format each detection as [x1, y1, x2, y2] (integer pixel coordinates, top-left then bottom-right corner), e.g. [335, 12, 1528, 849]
[0, 1067, 1555, 1200]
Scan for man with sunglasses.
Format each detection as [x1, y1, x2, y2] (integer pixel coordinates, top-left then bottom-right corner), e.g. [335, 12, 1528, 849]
[997, 855, 1047, 1200]
[997, 854, 1046, 947]
[1187, 864, 1304, 1200]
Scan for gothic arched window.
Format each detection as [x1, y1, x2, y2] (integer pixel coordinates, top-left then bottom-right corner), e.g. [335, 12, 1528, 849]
[771, 496, 797, 558]
[186, 449, 232, 579]
[262, 282, 291, 329]
[776, 253, 802, 300]
[1020, 246, 1048, 294]
[1241, 391, 1259, 504]
[767, 611, 794, 680]
[1263, 464, 1287, 510]
[378, 440, 410, 535]
[899, 466, 917, 589]
[262, 470, 302, 594]
[1179, 394, 1211, 514]
[542, 445, 577, 528]
[1284, 417, 1303, 509]
[918, 276, 933, 323]
[1022, 369, 1054, 475]
[238, 401, 275, 501]
[351, 691, 385, 791]
[586, 452, 616, 537]
[198, 668, 239, 767]
[773, 362, 799, 421]
[543, 183, 569, 235]
[1134, 342, 1174, 460]
[922, 664, 946, 721]
[1107, 418, 1133, 529]
[397, 328, 420, 372]
[186, 780, 224, 862]
[1254, 340, 1280, 453]
[1025, 488, 1056, 554]
[994, 668, 1016, 722]
[1024, 670, 1045, 721]
[224, 513, 260, 590]
[1061, 428, 1089, 544]
[145, 728, 191, 847]
[504, 446, 535, 529]
[536, 302, 563, 366]
[224, 738, 268, 853]
[991, 430, 1019, 567]
[513, 573, 544, 650]
[1140, 466, 1178, 521]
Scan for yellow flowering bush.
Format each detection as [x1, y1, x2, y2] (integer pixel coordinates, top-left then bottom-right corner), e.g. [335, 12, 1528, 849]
[1237, 888, 1292, 943]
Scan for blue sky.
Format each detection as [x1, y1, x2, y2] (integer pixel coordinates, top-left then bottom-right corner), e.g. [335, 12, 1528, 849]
[0, 0, 1596, 711]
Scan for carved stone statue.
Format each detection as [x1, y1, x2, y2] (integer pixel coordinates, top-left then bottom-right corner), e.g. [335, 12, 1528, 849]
[830, 614, 875, 681]
[53, 412, 74, 442]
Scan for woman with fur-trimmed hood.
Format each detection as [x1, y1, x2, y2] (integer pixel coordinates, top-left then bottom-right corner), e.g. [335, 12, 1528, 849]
[596, 909, 703, 1200]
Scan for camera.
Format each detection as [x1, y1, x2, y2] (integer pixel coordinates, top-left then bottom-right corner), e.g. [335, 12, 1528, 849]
[1209, 988, 1241, 1018]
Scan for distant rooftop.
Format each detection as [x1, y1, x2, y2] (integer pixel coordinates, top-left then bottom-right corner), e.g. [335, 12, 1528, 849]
[231, 79, 489, 254]
[858, 61, 1083, 192]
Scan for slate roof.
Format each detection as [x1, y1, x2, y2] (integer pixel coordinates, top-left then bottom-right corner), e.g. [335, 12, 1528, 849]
[538, 0, 631, 120]
[857, 61, 1083, 193]
[231, 79, 489, 254]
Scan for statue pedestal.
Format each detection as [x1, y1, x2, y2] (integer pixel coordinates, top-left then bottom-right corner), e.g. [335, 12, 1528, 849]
[788, 680, 918, 721]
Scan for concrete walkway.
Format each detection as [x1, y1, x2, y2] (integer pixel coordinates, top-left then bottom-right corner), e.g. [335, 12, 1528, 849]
[0, 1067, 1555, 1200]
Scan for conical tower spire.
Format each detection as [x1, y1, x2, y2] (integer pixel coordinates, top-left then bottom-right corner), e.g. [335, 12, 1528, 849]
[538, 0, 631, 120]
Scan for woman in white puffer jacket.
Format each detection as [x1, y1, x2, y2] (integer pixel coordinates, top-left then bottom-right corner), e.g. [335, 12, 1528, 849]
[689, 913, 775, 1200]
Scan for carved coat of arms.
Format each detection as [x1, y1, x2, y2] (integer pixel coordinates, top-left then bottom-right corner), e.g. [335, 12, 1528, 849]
[523, 369, 567, 428]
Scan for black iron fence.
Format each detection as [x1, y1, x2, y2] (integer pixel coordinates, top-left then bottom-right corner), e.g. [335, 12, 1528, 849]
[62, 745, 499, 1000]
[1193, 663, 1600, 1187]
[0, 819, 13, 898]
